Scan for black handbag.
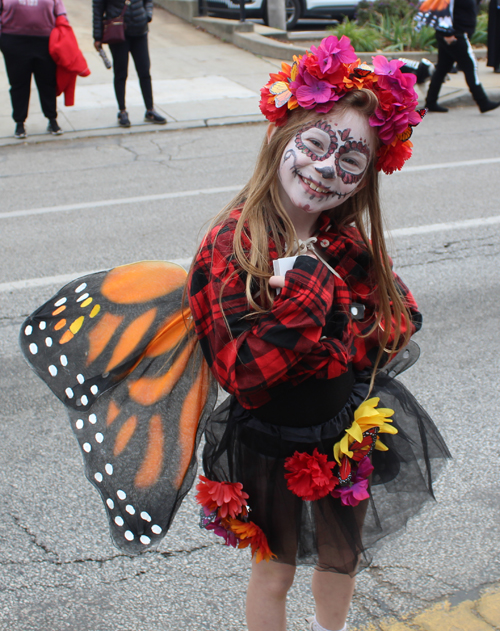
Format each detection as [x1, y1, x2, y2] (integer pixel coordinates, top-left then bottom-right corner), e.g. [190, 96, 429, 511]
[102, 0, 130, 44]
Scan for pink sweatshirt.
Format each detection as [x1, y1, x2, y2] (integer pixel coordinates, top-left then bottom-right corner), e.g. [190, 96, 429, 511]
[0, 0, 66, 37]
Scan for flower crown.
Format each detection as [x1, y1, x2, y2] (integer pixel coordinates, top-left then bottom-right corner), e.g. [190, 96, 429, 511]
[259, 35, 425, 175]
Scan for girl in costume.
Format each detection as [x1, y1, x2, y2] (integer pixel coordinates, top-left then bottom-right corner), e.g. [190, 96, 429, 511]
[19, 35, 450, 631]
[187, 37, 450, 631]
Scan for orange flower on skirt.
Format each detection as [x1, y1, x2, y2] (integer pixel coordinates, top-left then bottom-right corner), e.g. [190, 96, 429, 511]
[229, 519, 276, 563]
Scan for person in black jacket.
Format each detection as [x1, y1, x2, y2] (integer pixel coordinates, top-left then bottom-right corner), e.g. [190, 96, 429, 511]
[487, 0, 500, 72]
[93, 0, 166, 127]
[425, 0, 500, 112]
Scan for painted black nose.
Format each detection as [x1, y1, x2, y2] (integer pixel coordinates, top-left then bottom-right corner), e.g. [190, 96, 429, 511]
[315, 166, 335, 179]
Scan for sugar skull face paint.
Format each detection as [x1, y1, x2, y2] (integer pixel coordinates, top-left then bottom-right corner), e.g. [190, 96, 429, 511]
[277, 109, 374, 219]
[294, 121, 338, 161]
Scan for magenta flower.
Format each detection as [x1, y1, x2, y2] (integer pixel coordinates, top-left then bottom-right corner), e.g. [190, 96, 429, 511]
[311, 35, 357, 75]
[206, 517, 239, 547]
[331, 457, 374, 507]
[293, 70, 333, 108]
[372, 55, 405, 77]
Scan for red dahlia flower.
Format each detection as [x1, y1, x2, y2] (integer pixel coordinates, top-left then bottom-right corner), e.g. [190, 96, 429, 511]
[284, 448, 338, 501]
[195, 476, 249, 519]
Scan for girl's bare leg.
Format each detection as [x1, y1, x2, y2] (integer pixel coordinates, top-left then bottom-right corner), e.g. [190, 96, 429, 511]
[311, 570, 355, 630]
[246, 558, 296, 631]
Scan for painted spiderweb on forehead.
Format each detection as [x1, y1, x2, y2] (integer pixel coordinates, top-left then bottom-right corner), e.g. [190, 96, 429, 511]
[20, 261, 217, 553]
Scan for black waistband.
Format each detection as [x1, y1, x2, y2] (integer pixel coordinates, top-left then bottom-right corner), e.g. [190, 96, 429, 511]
[250, 364, 354, 427]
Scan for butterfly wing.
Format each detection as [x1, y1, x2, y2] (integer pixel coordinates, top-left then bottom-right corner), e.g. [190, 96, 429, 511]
[20, 260, 217, 552]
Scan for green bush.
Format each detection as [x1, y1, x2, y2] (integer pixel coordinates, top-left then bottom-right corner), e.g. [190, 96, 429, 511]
[470, 10, 488, 46]
[356, 0, 418, 26]
[331, 18, 382, 51]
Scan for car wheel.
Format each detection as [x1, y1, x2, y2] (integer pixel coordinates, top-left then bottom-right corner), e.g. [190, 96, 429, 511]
[285, 0, 301, 28]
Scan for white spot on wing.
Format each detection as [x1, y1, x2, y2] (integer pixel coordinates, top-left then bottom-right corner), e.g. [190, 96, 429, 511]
[90, 385, 99, 395]
[45, 337, 53, 347]
[88, 414, 97, 424]
[55, 297, 67, 307]
[106, 498, 114, 509]
[117, 490, 126, 500]
[76, 374, 85, 384]
[140, 535, 151, 545]
[75, 283, 87, 293]
[48, 365, 57, 377]
[94, 472, 103, 482]
[29, 343, 38, 355]
[151, 525, 162, 535]
[25, 325, 33, 336]
[124, 531, 134, 541]
[75, 419, 84, 430]
[105, 463, 113, 475]
[39, 321, 46, 330]
[65, 387, 74, 398]
[76, 293, 89, 303]
[125, 504, 135, 515]
[80, 395, 88, 406]
[60, 355, 68, 366]
[82, 442, 91, 452]
[140, 512, 152, 522]
[115, 516, 124, 527]
[95, 432, 104, 443]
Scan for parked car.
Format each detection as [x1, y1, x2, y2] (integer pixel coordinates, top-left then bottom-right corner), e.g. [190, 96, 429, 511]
[200, 0, 361, 29]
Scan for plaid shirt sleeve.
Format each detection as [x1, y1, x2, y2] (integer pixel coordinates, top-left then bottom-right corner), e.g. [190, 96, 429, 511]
[188, 219, 354, 409]
[318, 224, 422, 372]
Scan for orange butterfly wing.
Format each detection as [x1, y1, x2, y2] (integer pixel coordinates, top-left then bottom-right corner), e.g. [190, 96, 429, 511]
[20, 261, 217, 552]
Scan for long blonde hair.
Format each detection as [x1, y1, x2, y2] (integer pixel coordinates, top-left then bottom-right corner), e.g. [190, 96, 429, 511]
[192, 89, 413, 375]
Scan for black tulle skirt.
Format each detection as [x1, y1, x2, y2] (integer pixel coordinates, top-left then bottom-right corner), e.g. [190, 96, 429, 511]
[201, 369, 451, 576]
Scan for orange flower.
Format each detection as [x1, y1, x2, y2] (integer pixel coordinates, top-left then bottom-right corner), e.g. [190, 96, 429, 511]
[229, 519, 276, 563]
[195, 476, 249, 519]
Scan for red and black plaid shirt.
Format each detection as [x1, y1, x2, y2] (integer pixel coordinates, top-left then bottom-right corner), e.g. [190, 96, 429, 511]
[187, 209, 421, 410]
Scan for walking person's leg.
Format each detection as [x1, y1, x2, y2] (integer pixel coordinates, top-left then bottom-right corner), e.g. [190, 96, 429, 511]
[0, 34, 33, 136]
[129, 34, 166, 124]
[32, 38, 61, 134]
[453, 34, 500, 112]
[426, 31, 456, 111]
[109, 39, 131, 126]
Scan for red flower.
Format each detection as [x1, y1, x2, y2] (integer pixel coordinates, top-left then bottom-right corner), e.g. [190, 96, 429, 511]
[229, 519, 276, 563]
[284, 449, 338, 501]
[195, 476, 249, 519]
[376, 139, 413, 175]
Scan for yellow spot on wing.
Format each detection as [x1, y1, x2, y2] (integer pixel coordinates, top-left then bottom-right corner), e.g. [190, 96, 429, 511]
[81, 297, 93, 308]
[70, 316, 84, 334]
[89, 304, 100, 318]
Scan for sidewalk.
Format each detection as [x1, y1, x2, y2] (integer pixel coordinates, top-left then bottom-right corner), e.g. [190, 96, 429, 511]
[0, 0, 499, 145]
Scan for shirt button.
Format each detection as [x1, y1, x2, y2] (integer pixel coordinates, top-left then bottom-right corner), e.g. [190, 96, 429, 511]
[320, 239, 329, 248]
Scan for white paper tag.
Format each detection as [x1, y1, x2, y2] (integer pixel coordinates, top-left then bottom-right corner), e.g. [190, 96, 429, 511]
[273, 256, 297, 294]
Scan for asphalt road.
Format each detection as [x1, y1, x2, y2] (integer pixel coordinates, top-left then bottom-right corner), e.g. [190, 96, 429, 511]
[1, 106, 500, 631]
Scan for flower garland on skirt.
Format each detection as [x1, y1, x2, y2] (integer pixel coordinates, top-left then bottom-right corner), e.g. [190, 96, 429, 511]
[196, 398, 397, 563]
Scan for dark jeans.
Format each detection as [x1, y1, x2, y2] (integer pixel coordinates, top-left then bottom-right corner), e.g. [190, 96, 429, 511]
[426, 31, 489, 108]
[109, 34, 153, 111]
[0, 33, 57, 123]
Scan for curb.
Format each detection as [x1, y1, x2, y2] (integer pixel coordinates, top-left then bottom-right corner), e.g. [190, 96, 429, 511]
[0, 114, 266, 148]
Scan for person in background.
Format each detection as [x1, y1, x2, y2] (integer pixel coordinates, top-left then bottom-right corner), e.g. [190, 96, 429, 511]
[0, 0, 66, 139]
[92, 0, 166, 128]
[487, 0, 500, 73]
[425, 0, 500, 112]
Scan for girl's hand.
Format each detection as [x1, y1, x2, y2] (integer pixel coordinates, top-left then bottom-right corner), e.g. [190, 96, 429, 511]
[269, 275, 285, 289]
[94, 40, 102, 51]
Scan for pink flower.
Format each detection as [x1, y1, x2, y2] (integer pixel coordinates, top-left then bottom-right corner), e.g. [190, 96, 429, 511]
[331, 457, 374, 507]
[311, 35, 357, 76]
[372, 55, 405, 77]
[206, 518, 239, 547]
[294, 70, 333, 108]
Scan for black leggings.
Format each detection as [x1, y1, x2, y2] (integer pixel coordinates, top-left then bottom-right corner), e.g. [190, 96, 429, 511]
[426, 31, 488, 108]
[0, 33, 57, 123]
[109, 34, 153, 111]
